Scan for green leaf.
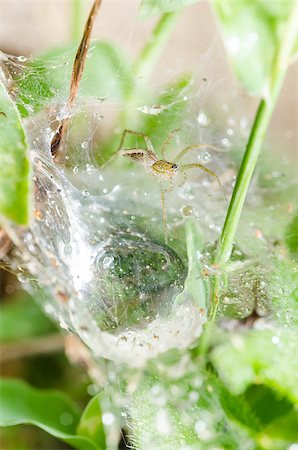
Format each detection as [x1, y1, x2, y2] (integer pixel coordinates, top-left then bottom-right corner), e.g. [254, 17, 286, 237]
[261, 409, 298, 443]
[209, 373, 262, 433]
[211, 329, 298, 403]
[0, 293, 55, 343]
[15, 41, 133, 116]
[0, 378, 103, 450]
[77, 394, 106, 449]
[140, 76, 192, 154]
[212, 1, 276, 95]
[244, 384, 293, 426]
[175, 218, 207, 310]
[140, 0, 199, 17]
[285, 211, 298, 256]
[99, 75, 191, 163]
[267, 257, 298, 325]
[0, 77, 30, 224]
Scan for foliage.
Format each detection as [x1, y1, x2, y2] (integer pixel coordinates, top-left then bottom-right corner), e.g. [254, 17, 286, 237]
[0, 293, 55, 343]
[139, 0, 199, 17]
[0, 0, 297, 449]
[0, 379, 105, 450]
[0, 77, 30, 224]
[212, 0, 298, 95]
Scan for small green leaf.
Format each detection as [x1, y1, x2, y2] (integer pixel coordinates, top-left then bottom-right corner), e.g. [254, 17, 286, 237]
[261, 409, 298, 442]
[211, 329, 298, 403]
[285, 211, 298, 256]
[0, 77, 30, 224]
[0, 293, 55, 343]
[244, 384, 293, 426]
[141, 76, 192, 153]
[77, 394, 106, 449]
[209, 373, 262, 433]
[0, 379, 103, 450]
[15, 41, 133, 116]
[212, 1, 275, 95]
[140, 0, 199, 17]
[175, 218, 207, 310]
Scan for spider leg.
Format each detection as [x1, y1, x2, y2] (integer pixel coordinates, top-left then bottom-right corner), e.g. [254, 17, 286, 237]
[161, 127, 182, 159]
[164, 178, 174, 193]
[180, 163, 224, 195]
[117, 129, 155, 154]
[175, 144, 222, 163]
[159, 184, 168, 244]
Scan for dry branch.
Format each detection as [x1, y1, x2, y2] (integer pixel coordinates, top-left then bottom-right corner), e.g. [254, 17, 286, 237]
[51, 0, 102, 157]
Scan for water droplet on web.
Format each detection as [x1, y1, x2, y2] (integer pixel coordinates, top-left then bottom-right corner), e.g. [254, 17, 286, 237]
[199, 151, 211, 163]
[81, 141, 88, 149]
[194, 420, 212, 441]
[222, 137, 230, 148]
[180, 205, 193, 217]
[82, 189, 89, 197]
[189, 391, 199, 402]
[137, 104, 166, 115]
[17, 274, 27, 283]
[17, 56, 27, 63]
[102, 412, 115, 426]
[155, 409, 172, 435]
[102, 256, 114, 269]
[197, 112, 209, 126]
[272, 336, 279, 344]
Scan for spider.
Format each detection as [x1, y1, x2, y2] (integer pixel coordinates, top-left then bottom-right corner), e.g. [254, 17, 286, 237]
[117, 128, 222, 243]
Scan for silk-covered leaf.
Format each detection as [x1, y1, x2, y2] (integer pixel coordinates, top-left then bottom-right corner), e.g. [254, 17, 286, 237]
[0, 77, 30, 224]
[0, 379, 104, 450]
[140, 0, 199, 17]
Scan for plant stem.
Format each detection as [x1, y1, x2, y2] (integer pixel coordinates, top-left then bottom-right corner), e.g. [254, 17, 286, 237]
[120, 12, 180, 130]
[134, 12, 180, 80]
[210, 0, 298, 319]
[71, 0, 84, 42]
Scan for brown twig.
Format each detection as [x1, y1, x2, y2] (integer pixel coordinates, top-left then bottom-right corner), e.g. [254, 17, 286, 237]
[50, 0, 102, 157]
[0, 333, 65, 363]
[0, 229, 12, 259]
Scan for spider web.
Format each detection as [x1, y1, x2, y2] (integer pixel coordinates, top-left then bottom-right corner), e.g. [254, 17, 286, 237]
[1, 4, 292, 369]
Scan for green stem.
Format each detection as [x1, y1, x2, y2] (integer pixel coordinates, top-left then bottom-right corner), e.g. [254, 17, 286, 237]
[120, 12, 180, 129]
[133, 12, 180, 80]
[210, 0, 298, 319]
[71, 0, 84, 42]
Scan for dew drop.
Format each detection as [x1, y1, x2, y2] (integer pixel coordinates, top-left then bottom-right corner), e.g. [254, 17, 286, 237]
[137, 104, 166, 115]
[102, 412, 115, 426]
[81, 141, 88, 149]
[272, 336, 279, 345]
[155, 409, 172, 435]
[17, 56, 27, 62]
[102, 256, 114, 269]
[222, 137, 230, 148]
[197, 112, 209, 126]
[199, 151, 211, 163]
[180, 205, 193, 217]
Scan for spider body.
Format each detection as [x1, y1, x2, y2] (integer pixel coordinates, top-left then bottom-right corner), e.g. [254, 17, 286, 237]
[151, 160, 179, 178]
[117, 129, 222, 243]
